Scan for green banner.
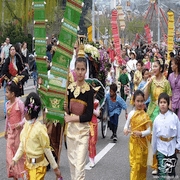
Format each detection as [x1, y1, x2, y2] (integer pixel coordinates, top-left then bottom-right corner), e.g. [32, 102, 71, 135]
[34, 0, 84, 123]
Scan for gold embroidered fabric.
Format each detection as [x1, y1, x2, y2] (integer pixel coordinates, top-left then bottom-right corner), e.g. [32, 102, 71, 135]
[152, 76, 166, 88]
[68, 82, 90, 98]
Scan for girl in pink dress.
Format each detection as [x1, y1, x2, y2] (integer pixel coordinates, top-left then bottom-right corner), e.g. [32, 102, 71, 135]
[88, 87, 100, 167]
[4, 77, 25, 179]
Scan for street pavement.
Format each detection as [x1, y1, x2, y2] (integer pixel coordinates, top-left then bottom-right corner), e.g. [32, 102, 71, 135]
[0, 79, 179, 180]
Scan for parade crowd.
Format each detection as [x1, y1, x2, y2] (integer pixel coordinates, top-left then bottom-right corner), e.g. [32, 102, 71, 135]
[0, 35, 180, 180]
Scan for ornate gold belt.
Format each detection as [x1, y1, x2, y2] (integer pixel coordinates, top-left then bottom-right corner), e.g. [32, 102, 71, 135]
[27, 154, 44, 164]
[159, 136, 174, 142]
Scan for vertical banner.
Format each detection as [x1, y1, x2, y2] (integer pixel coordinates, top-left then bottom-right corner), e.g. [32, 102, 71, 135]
[144, 24, 152, 45]
[34, 0, 84, 124]
[111, 9, 122, 65]
[167, 10, 174, 61]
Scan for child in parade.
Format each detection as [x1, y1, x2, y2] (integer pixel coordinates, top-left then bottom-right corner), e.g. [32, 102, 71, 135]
[137, 68, 150, 109]
[118, 66, 129, 101]
[124, 90, 152, 180]
[10, 92, 62, 180]
[4, 76, 25, 180]
[88, 86, 101, 168]
[64, 57, 94, 180]
[133, 60, 143, 91]
[105, 83, 127, 142]
[144, 59, 172, 175]
[152, 93, 180, 180]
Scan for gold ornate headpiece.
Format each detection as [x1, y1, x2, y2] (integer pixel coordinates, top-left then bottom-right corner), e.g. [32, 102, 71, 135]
[12, 75, 24, 85]
[77, 35, 86, 58]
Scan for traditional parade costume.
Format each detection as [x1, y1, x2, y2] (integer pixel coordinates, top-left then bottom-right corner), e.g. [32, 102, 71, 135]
[12, 119, 59, 179]
[124, 109, 151, 180]
[147, 76, 172, 122]
[133, 70, 142, 91]
[66, 81, 93, 180]
[88, 87, 100, 167]
[5, 97, 25, 178]
[152, 110, 180, 179]
[147, 76, 172, 171]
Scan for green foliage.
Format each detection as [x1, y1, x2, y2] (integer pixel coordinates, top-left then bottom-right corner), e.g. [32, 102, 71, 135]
[125, 17, 146, 41]
[0, 23, 33, 52]
[126, 18, 145, 35]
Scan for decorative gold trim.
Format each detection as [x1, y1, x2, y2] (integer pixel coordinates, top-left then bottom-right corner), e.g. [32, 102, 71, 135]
[70, 98, 87, 106]
[68, 82, 90, 98]
[153, 76, 166, 88]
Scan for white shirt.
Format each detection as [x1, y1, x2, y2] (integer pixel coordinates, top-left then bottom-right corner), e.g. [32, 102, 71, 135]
[152, 110, 180, 156]
[1, 43, 12, 60]
[126, 59, 137, 73]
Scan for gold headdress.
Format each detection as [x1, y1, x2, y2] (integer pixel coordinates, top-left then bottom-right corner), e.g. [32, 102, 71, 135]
[12, 75, 24, 85]
[77, 35, 86, 58]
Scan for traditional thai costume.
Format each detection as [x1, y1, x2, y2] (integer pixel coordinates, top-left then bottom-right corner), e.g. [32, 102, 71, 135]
[5, 97, 25, 178]
[152, 110, 180, 180]
[88, 99, 100, 161]
[12, 120, 58, 180]
[147, 76, 172, 170]
[133, 70, 142, 91]
[67, 81, 93, 180]
[124, 109, 151, 180]
[168, 73, 180, 119]
[147, 76, 172, 122]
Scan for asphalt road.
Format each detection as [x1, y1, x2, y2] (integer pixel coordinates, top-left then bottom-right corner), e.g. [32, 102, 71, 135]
[0, 79, 179, 180]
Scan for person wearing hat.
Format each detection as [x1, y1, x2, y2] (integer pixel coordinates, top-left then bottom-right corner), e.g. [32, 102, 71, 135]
[88, 86, 101, 168]
[126, 52, 137, 96]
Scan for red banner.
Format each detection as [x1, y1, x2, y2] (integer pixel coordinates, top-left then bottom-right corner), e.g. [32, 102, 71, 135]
[111, 10, 122, 65]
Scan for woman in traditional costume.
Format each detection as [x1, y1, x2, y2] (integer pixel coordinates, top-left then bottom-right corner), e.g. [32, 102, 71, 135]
[0, 45, 29, 95]
[168, 56, 180, 119]
[124, 90, 151, 180]
[144, 59, 172, 175]
[10, 92, 62, 180]
[64, 56, 94, 180]
[4, 77, 25, 180]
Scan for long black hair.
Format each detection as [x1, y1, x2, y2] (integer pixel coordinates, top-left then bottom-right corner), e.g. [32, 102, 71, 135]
[6, 81, 20, 97]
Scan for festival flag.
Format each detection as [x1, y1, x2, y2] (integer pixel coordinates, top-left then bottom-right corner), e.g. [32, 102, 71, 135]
[167, 10, 174, 61]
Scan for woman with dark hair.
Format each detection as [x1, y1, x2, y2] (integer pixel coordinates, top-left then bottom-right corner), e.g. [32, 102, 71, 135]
[64, 57, 94, 180]
[21, 42, 29, 64]
[0, 45, 28, 116]
[168, 56, 180, 119]
[144, 59, 172, 175]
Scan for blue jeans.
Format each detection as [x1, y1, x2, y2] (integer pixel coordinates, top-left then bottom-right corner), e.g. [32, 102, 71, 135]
[32, 71, 37, 85]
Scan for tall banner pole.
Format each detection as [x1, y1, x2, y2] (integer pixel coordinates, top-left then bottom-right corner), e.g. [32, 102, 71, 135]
[33, 0, 84, 168]
[167, 10, 174, 61]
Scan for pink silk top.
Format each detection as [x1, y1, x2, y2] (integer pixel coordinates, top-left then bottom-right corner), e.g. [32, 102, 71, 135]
[5, 98, 24, 131]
